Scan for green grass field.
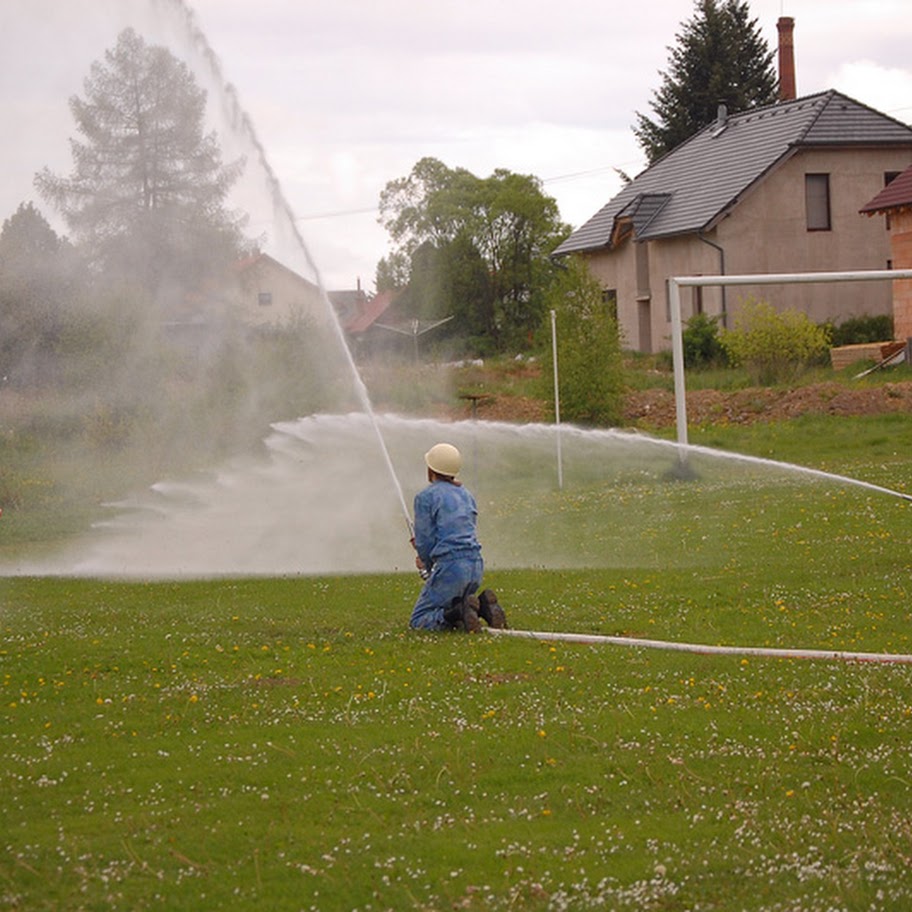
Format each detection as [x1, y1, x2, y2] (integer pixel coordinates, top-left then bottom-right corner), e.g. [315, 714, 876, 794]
[3, 413, 912, 910]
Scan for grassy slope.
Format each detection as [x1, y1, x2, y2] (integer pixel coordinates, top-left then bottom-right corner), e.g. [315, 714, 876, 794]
[4, 361, 912, 909]
[3, 400, 912, 909]
[4, 569, 912, 910]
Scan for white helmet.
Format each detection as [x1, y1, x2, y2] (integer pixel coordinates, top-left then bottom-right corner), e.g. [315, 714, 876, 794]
[425, 443, 462, 477]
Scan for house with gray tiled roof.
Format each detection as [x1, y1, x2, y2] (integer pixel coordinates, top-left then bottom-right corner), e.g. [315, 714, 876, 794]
[554, 90, 912, 353]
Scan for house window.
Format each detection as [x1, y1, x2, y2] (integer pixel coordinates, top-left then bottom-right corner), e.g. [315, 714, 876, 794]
[885, 172, 900, 231]
[693, 280, 704, 316]
[805, 174, 831, 231]
[258, 292, 273, 307]
[602, 289, 618, 321]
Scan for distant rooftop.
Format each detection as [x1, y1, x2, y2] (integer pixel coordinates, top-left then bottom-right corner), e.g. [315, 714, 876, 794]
[860, 164, 912, 215]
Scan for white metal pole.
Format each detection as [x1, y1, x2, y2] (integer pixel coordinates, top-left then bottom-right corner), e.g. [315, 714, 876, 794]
[668, 279, 689, 462]
[550, 309, 563, 490]
[673, 268, 912, 288]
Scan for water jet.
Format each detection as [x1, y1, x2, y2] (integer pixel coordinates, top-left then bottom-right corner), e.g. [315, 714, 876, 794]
[2, 3, 909, 593]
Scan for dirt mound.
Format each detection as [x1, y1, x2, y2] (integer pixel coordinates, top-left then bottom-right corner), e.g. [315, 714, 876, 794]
[466, 395, 549, 424]
[624, 381, 912, 428]
[442, 381, 912, 428]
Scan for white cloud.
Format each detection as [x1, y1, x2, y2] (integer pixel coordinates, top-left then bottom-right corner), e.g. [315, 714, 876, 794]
[830, 61, 912, 121]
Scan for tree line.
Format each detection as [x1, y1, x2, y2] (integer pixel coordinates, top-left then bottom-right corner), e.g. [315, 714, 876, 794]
[1, 0, 779, 431]
[2, 28, 247, 391]
[0, 26, 351, 488]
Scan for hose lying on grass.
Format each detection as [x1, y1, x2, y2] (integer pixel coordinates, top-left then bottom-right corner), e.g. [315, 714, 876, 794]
[486, 627, 912, 665]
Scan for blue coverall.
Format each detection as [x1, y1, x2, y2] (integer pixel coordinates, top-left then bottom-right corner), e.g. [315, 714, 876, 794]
[409, 479, 483, 631]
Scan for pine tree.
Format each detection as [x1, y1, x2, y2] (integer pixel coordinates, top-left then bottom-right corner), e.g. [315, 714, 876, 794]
[634, 0, 777, 163]
[34, 28, 245, 298]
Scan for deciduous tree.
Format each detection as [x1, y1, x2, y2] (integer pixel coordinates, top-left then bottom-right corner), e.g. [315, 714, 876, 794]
[378, 157, 569, 351]
[0, 202, 87, 385]
[540, 257, 625, 426]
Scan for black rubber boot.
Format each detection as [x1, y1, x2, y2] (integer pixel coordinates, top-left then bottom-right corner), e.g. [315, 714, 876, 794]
[443, 598, 466, 630]
[462, 594, 482, 633]
[478, 590, 507, 628]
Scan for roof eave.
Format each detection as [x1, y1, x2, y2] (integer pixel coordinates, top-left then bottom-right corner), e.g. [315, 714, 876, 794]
[551, 238, 614, 258]
[862, 204, 912, 217]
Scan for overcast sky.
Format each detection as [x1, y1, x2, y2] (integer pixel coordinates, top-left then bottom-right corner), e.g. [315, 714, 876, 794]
[2, 0, 911, 291]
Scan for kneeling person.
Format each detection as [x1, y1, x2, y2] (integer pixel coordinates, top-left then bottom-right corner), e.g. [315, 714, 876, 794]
[409, 443, 506, 632]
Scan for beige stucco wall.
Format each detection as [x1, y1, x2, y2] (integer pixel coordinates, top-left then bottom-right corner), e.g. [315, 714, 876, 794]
[582, 146, 912, 352]
[233, 258, 324, 327]
[716, 148, 907, 323]
[583, 236, 729, 352]
[582, 244, 635, 344]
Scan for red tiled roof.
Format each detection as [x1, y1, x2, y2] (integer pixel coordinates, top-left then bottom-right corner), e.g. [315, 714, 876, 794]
[860, 165, 912, 214]
[345, 289, 396, 333]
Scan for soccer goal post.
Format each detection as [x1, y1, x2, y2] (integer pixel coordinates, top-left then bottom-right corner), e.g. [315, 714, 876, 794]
[668, 269, 912, 455]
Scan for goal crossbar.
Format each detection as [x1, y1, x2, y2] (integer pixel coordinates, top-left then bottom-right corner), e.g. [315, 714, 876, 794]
[668, 269, 912, 450]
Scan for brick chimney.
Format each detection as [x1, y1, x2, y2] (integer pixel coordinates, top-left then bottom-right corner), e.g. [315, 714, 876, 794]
[777, 16, 796, 101]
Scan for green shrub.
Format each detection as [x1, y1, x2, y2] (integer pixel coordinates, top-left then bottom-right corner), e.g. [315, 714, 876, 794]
[720, 298, 831, 385]
[683, 312, 728, 368]
[826, 313, 894, 347]
[539, 257, 625, 425]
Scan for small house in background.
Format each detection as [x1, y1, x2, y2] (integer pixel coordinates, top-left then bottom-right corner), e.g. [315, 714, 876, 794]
[232, 251, 323, 326]
[168, 252, 329, 359]
[328, 281, 370, 329]
[553, 17, 912, 353]
[331, 287, 402, 356]
[554, 89, 912, 353]
[226, 258, 401, 350]
[861, 164, 912, 345]
[339, 289, 396, 336]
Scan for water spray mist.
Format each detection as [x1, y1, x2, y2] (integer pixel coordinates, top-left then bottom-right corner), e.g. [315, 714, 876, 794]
[158, 0, 413, 533]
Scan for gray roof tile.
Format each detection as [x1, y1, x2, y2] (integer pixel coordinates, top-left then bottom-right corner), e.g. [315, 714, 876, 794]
[554, 90, 912, 256]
